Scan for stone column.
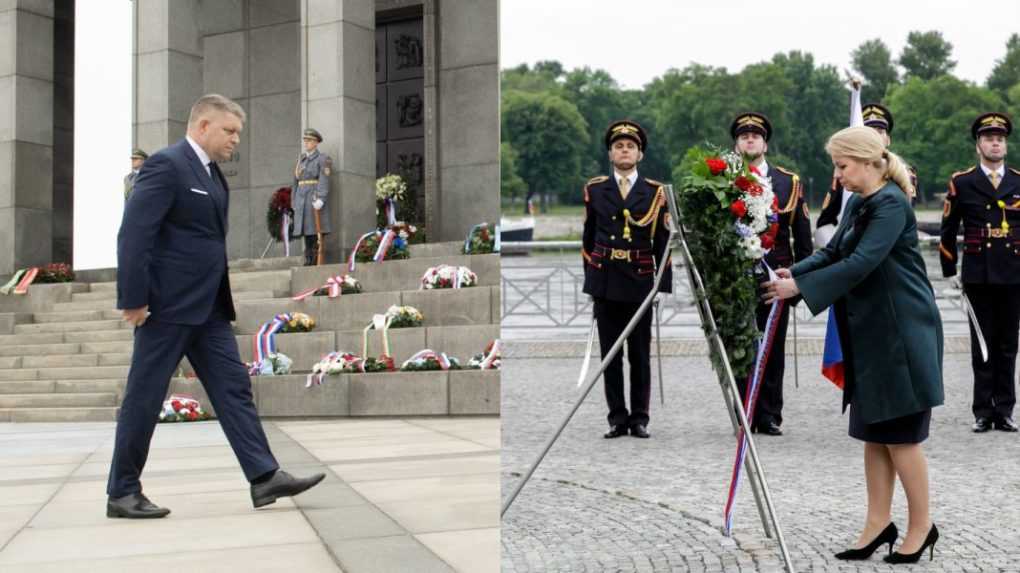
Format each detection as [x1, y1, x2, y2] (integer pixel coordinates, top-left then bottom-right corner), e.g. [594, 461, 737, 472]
[52, 0, 74, 265]
[302, 0, 376, 262]
[0, 1, 55, 275]
[436, 0, 498, 241]
[133, 0, 203, 154]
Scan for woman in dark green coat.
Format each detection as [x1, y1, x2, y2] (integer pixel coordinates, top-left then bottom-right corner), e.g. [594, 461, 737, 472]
[763, 127, 943, 564]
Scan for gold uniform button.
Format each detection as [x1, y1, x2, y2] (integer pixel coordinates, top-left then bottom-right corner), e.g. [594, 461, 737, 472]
[987, 205, 992, 210]
[987, 242, 992, 248]
[612, 216, 617, 220]
[610, 235, 616, 240]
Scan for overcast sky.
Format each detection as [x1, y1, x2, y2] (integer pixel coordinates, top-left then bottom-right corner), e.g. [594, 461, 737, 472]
[500, 0, 1020, 89]
[73, 2, 131, 270]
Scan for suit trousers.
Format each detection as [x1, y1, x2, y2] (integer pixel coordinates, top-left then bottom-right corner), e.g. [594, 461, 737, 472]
[594, 297, 652, 428]
[106, 310, 279, 497]
[965, 283, 1020, 420]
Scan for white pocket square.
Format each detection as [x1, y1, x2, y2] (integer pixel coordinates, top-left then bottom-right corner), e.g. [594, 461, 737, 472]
[190, 188, 209, 195]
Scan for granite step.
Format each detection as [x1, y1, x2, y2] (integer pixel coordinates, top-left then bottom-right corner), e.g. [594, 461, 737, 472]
[0, 407, 120, 423]
[0, 379, 126, 395]
[0, 342, 81, 357]
[15, 320, 129, 334]
[0, 392, 118, 408]
[53, 289, 278, 312]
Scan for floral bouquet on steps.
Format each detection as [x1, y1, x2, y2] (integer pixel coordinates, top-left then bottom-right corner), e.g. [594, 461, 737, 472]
[674, 147, 779, 379]
[158, 394, 213, 423]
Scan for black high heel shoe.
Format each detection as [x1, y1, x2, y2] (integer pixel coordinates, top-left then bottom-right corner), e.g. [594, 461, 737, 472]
[884, 524, 939, 564]
[834, 522, 898, 560]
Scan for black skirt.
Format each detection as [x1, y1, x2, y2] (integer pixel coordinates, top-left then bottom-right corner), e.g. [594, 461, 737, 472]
[835, 300, 932, 444]
[849, 406, 931, 444]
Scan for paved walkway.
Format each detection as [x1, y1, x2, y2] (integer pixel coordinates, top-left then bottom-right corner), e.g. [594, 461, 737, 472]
[0, 417, 499, 572]
[502, 353, 1020, 572]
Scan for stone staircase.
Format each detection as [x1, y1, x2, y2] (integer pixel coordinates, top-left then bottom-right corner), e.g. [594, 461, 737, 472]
[0, 243, 500, 422]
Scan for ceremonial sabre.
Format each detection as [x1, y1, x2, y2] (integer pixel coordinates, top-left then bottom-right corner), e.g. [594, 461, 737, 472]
[575, 319, 598, 389]
[961, 291, 989, 362]
[314, 207, 325, 266]
[792, 306, 799, 389]
[654, 298, 665, 406]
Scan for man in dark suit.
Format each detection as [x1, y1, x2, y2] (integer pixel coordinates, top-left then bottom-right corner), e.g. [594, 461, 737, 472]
[730, 112, 812, 436]
[816, 103, 918, 247]
[940, 112, 1020, 433]
[582, 120, 672, 439]
[108, 94, 325, 518]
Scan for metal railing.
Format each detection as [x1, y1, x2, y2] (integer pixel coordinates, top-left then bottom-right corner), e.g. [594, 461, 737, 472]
[500, 239, 970, 337]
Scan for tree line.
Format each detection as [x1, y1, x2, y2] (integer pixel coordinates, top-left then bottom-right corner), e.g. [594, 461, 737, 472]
[501, 32, 1020, 212]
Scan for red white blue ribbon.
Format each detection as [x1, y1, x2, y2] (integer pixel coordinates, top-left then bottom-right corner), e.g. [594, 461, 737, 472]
[724, 262, 785, 535]
[347, 230, 376, 272]
[373, 230, 397, 262]
[250, 313, 292, 374]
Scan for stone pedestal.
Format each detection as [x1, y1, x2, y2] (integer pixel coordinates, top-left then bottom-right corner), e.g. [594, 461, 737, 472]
[302, 0, 377, 263]
[0, 1, 55, 275]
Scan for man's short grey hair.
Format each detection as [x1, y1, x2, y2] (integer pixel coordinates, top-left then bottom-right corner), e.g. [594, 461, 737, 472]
[188, 94, 247, 125]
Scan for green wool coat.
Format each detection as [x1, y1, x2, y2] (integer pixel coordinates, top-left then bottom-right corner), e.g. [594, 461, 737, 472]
[791, 182, 944, 424]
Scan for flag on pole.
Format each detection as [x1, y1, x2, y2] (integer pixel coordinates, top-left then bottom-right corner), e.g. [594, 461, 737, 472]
[820, 79, 864, 389]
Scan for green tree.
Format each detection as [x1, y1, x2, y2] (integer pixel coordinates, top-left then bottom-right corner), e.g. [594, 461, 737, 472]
[500, 142, 528, 208]
[887, 76, 1006, 201]
[899, 31, 956, 81]
[988, 33, 1020, 98]
[501, 90, 589, 211]
[852, 38, 900, 102]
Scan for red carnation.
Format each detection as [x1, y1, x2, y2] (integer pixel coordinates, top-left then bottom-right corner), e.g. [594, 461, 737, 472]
[734, 176, 752, 191]
[760, 233, 775, 250]
[171, 400, 182, 411]
[706, 158, 727, 175]
[748, 184, 763, 197]
[729, 199, 747, 219]
[187, 411, 199, 421]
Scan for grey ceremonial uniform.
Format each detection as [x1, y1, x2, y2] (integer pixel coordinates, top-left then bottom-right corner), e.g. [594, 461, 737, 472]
[123, 171, 138, 200]
[292, 149, 332, 236]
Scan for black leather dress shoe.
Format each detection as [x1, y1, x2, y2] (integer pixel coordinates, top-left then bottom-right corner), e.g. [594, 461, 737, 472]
[994, 416, 1019, 432]
[107, 493, 171, 519]
[630, 425, 650, 439]
[755, 421, 783, 436]
[251, 470, 326, 508]
[973, 417, 993, 432]
[604, 425, 628, 439]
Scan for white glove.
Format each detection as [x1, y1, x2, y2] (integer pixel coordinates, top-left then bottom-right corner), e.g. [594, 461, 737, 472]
[313, 198, 324, 210]
[950, 275, 962, 290]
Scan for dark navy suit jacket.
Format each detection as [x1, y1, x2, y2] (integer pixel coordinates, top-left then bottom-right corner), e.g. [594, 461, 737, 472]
[117, 139, 236, 325]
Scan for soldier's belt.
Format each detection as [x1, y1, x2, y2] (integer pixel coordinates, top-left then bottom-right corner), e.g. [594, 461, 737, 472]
[966, 228, 1017, 239]
[593, 244, 651, 262]
[297, 179, 319, 185]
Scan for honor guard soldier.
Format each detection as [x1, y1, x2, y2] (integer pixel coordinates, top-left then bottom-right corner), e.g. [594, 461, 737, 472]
[582, 120, 672, 439]
[124, 148, 148, 200]
[940, 112, 1020, 433]
[293, 128, 333, 266]
[816, 103, 918, 246]
[731, 112, 812, 436]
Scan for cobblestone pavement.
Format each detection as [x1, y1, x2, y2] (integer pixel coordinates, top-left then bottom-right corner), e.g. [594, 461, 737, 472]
[502, 352, 1020, 572]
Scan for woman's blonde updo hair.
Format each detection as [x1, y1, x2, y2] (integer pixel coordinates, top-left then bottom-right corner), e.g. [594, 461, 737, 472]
[825, 126, 915, 198]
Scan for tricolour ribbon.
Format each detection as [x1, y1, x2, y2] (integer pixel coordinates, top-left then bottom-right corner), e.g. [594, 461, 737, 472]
[372, 230, 397, 262]
[0, 269, 27, 295]
[347, 230, 377, 272]
[13, 267, 39, 295]
[723, 262, 786, 535]
[250, 313, 292, 374]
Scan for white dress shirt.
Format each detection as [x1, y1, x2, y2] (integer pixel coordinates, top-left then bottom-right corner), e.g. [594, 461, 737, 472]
[186, 135, 212, 177]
